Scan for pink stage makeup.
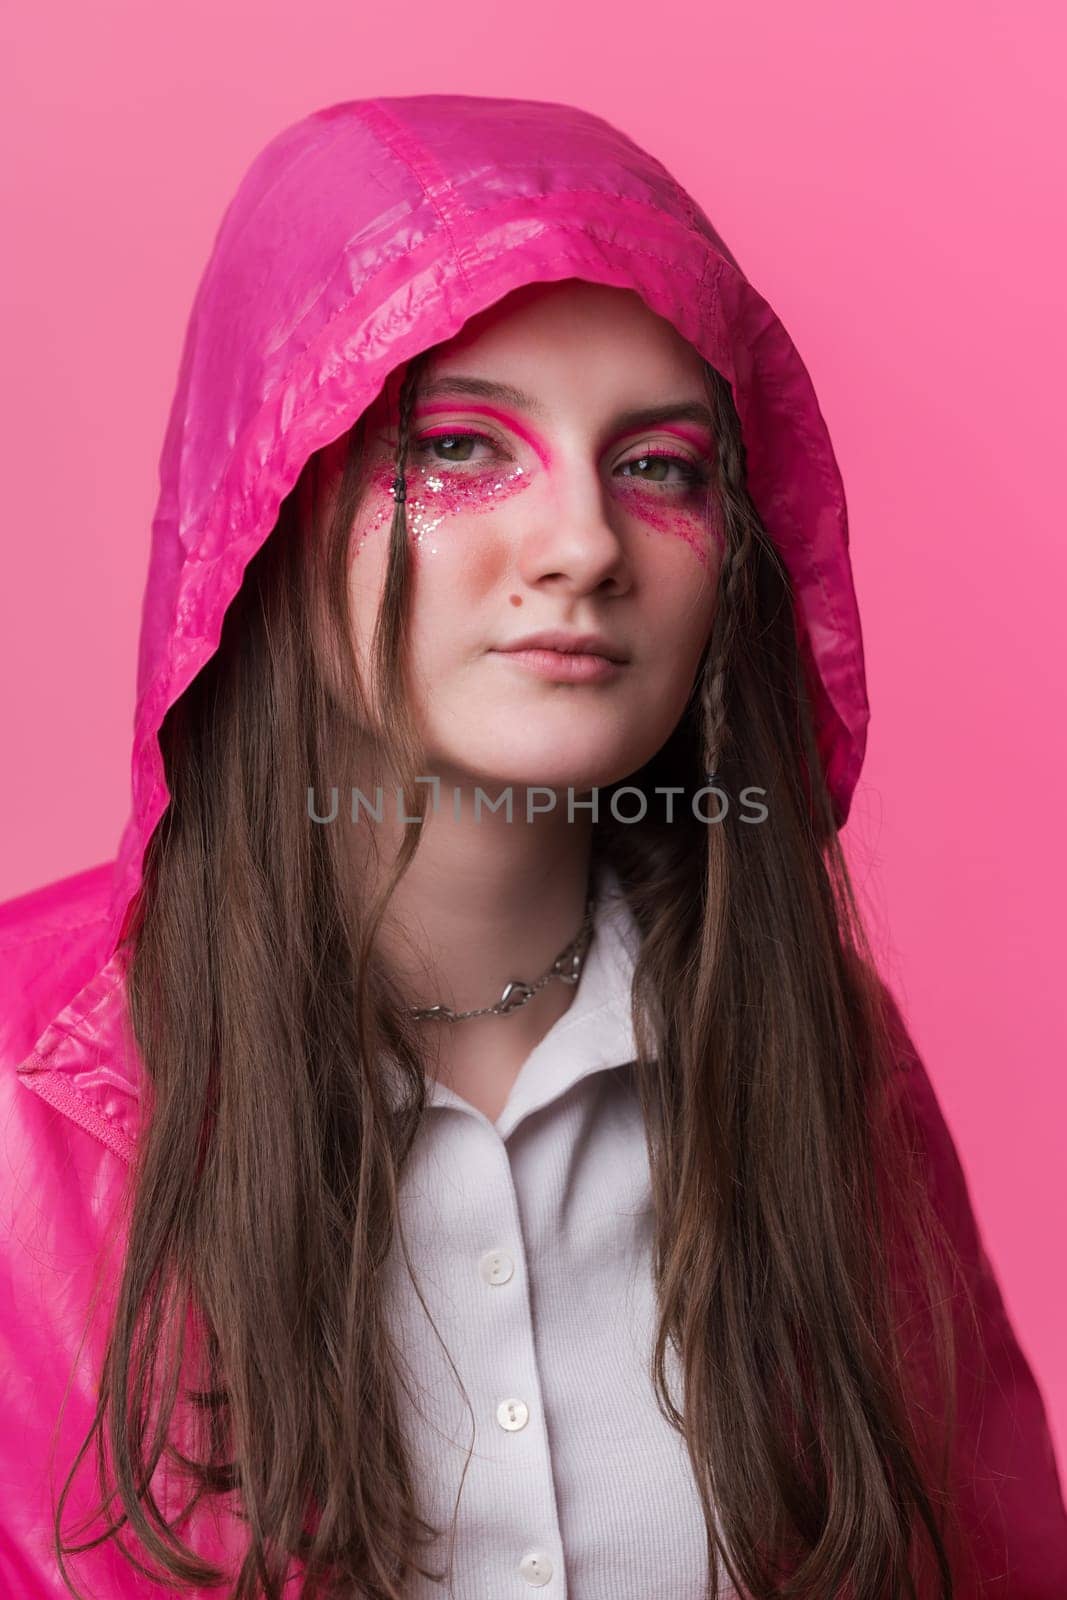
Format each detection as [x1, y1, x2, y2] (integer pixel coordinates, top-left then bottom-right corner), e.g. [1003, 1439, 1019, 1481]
[352, 449, 531, 561]
[612, 444, 722, 568]
[603, 421, 713, 457]
[414, 401, 553, 468]
[353, 419, 720, 570]
[613, 482, 717, 567]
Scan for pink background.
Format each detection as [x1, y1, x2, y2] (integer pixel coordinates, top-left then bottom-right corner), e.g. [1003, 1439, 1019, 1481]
[3, 1, 1064, 1475]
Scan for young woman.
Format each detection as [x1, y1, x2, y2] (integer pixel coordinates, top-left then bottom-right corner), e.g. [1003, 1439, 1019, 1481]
[1, 94, 1064, 1600]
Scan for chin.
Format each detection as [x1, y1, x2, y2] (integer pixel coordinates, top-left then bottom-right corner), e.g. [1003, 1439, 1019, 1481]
[430, 732, 647, 797]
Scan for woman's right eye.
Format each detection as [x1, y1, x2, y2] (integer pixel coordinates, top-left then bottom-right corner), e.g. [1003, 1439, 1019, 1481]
[412, 430, 498, 466]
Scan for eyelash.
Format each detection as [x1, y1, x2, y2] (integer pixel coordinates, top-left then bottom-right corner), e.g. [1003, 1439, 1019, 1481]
[410, 429, 712, 490]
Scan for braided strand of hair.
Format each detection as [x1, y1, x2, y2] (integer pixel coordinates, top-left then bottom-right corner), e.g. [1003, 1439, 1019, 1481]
[392, 356, 423, 514]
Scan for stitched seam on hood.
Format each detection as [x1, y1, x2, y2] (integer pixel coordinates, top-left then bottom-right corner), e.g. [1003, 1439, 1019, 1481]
[350, 99, 475, 295]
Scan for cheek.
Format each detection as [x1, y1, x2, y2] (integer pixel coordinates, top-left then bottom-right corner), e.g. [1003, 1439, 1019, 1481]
[346, 466, 513, 630]
[460, 535, 510, 598]
[641, 534, 721, 665]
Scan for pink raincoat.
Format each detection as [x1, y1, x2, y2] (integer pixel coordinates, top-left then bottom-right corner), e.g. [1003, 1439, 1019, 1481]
[2, 94, 1065, 1597]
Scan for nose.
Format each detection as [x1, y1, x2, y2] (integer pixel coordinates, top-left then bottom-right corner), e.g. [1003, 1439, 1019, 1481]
[514, 452, 631, 598]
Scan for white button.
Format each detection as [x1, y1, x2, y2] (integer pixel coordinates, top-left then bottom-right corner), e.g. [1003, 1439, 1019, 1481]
[496, 1397, 529, 1431]
[479, 1249, 514, 1285]
[519, 1551, 553, 1586]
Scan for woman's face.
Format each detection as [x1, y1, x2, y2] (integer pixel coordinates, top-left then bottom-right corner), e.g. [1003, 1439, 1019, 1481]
[346, 279, 722, 793]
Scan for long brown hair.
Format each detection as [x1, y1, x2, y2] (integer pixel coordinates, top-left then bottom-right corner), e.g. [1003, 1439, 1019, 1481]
[54, 351, 979, 1599]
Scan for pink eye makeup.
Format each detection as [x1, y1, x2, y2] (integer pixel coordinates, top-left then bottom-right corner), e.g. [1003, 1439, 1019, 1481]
[610, 438, 719, 568]
[352, 414, 720, 568]
[352, 431, 532, 561]
[413, 400, 553, 467]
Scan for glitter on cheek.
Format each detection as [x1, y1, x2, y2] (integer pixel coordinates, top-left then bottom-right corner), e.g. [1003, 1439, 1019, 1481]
[613, 481, 722, 570]
[352, 459, 530, 561]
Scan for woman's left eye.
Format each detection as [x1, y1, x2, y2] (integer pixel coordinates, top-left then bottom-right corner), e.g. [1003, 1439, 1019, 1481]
[617, 452, 710, 490]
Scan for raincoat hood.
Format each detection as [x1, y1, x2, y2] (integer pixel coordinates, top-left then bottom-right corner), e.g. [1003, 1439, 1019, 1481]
[115, 90, 869, 964]
[5, 94, 1065, 1597]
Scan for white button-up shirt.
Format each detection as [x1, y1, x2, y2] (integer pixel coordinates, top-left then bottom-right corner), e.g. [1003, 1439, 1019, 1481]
[385, 862, 734, 1599]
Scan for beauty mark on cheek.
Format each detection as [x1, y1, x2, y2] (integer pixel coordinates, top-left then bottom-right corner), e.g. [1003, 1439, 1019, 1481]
[349, 459, 531, 562]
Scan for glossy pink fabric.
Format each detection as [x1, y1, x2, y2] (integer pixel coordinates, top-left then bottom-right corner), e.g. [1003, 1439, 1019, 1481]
[1, 94, 1065, 1595]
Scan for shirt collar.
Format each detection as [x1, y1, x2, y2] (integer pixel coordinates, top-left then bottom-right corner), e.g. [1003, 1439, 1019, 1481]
[426, 859, 642, 1141]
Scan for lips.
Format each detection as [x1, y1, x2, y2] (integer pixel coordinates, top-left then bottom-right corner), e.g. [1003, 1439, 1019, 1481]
[496, 629, 629, 664]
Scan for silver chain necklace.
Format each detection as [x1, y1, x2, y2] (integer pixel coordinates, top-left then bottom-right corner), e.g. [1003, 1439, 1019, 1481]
[408, 890, 597, 1023]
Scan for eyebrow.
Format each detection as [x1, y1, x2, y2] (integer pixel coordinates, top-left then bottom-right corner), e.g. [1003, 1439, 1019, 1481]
[415, 375, 714, 435]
